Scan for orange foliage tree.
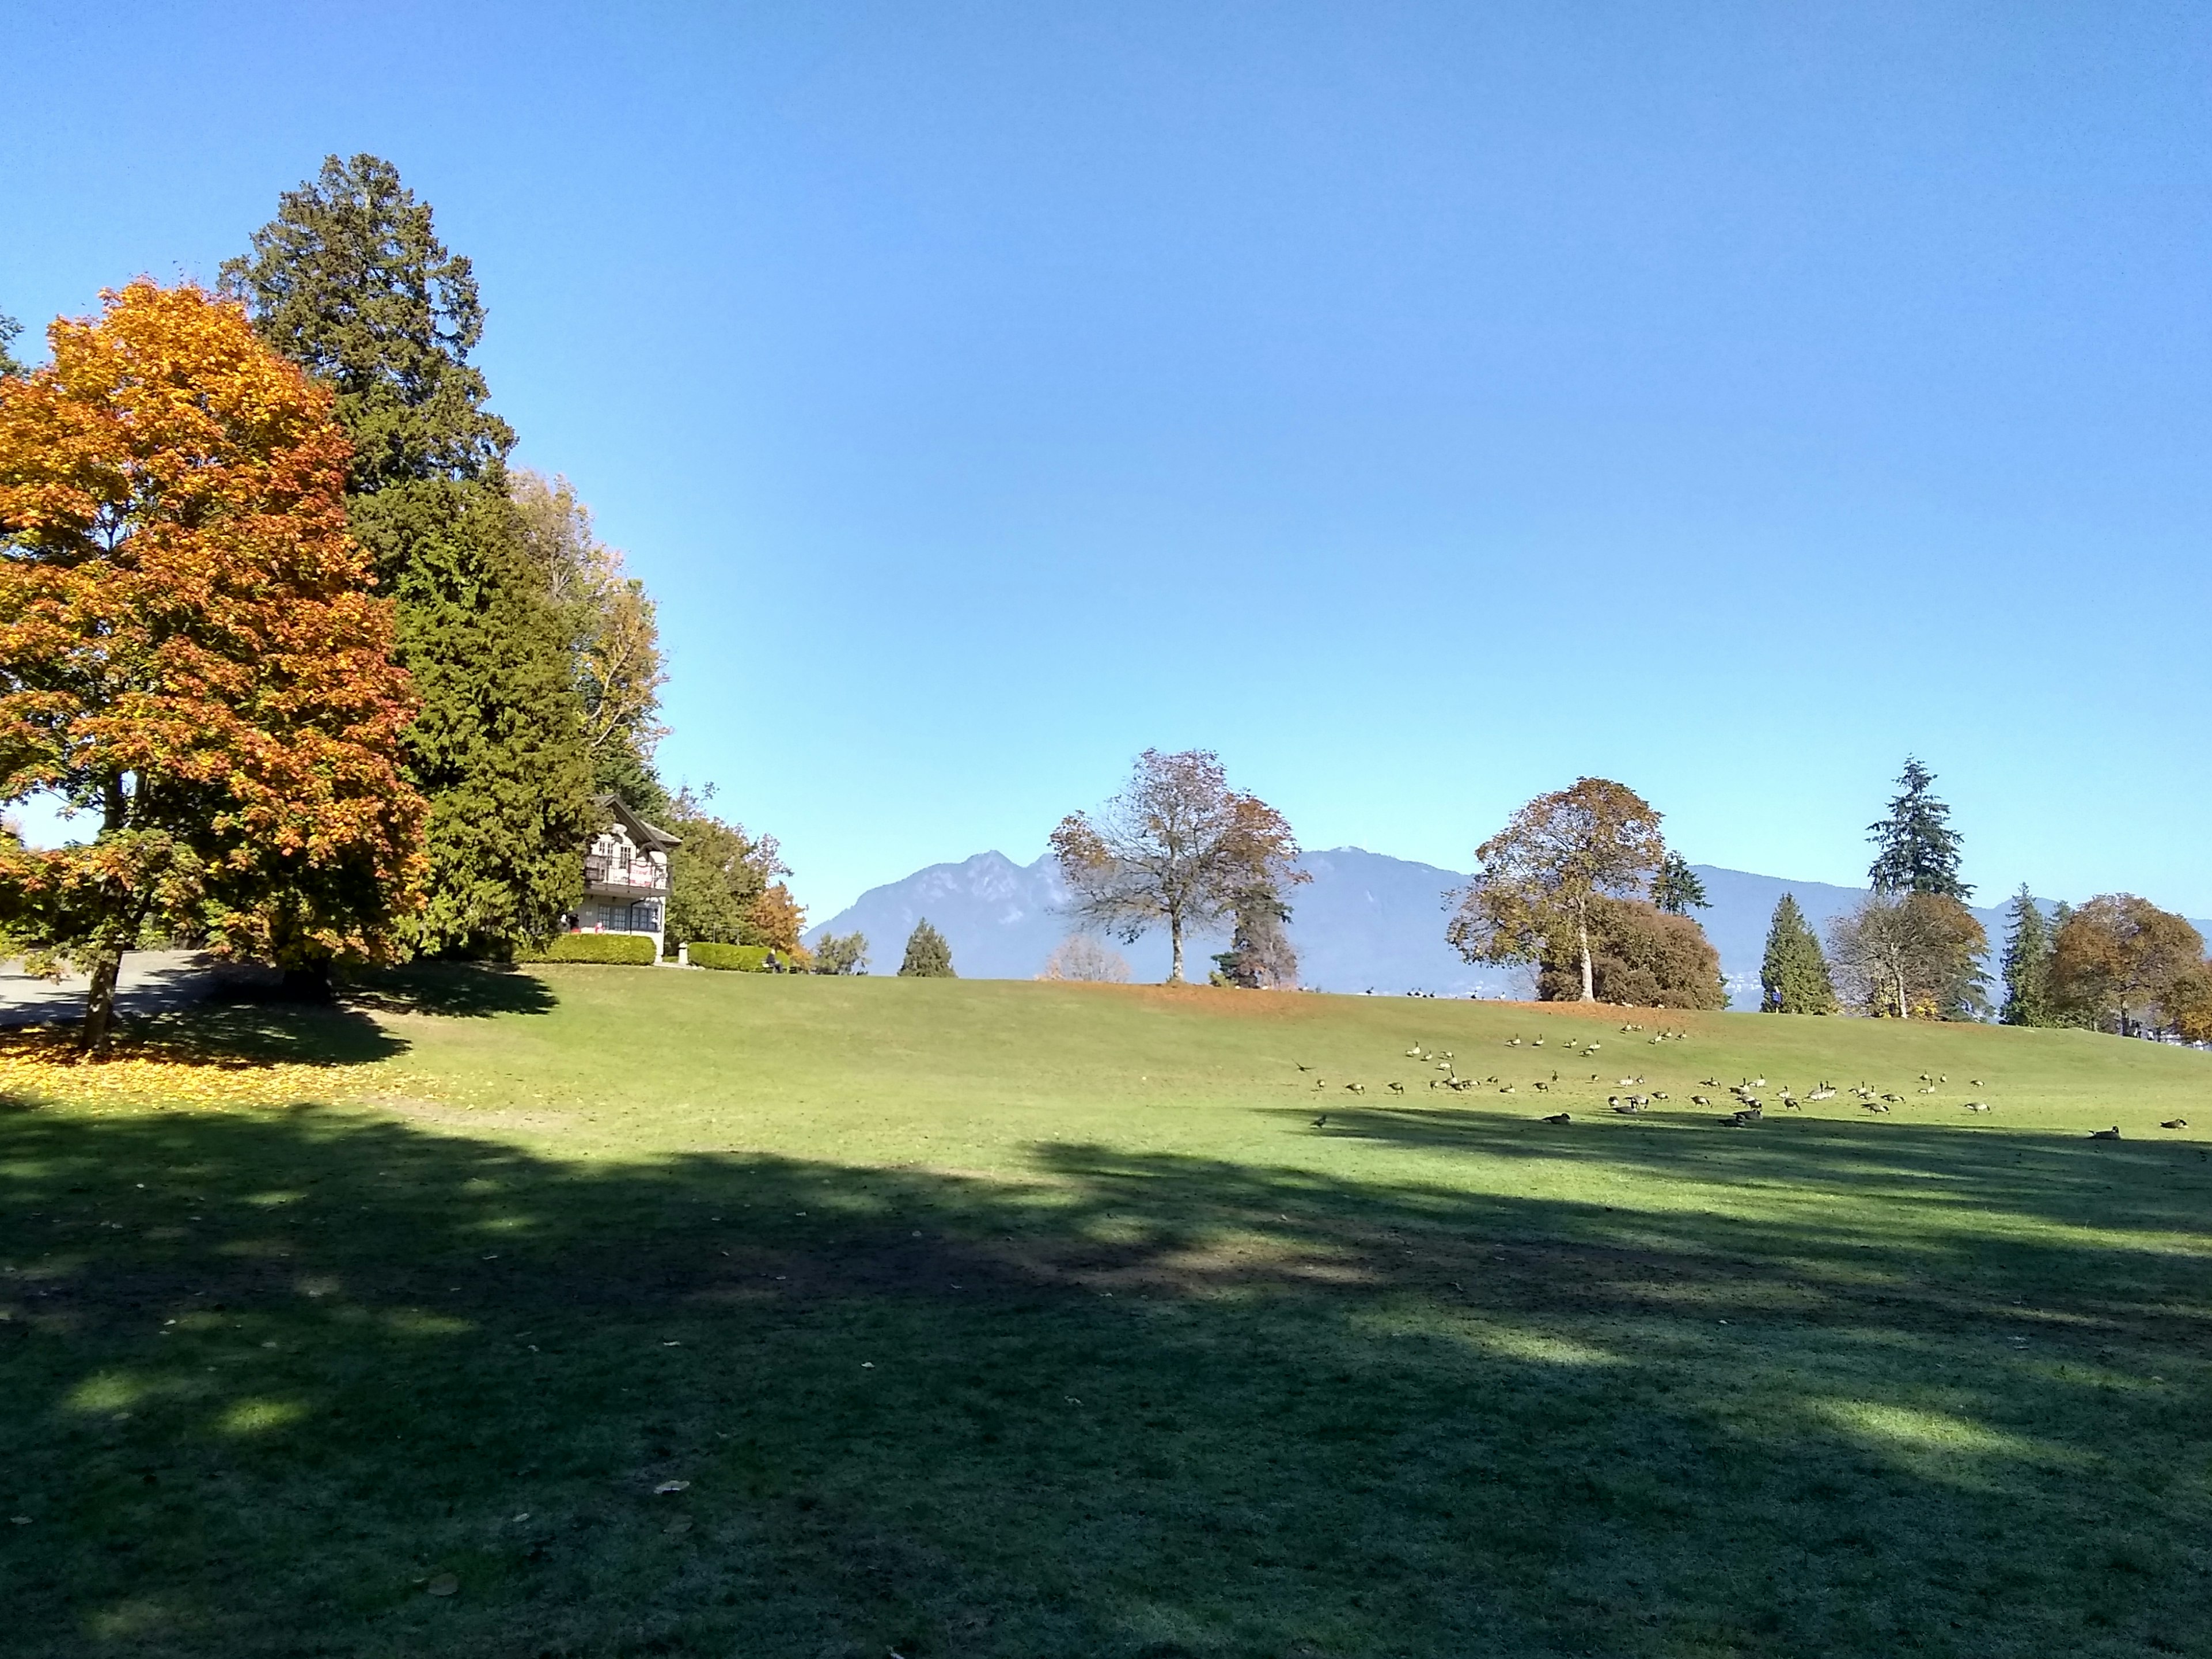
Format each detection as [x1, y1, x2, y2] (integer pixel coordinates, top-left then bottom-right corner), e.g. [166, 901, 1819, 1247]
[0, 282, 425, 1047]
[1448, 778, 1668, 1002]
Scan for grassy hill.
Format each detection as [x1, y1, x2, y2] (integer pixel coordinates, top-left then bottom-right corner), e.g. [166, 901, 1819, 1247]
[5, 969, 2209, 1657]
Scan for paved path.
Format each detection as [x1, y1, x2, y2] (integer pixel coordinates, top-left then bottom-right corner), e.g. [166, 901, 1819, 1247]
[0, 949, 228, 1028]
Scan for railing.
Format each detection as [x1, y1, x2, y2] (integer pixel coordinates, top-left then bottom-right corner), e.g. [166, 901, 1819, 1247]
[583, 854, 667, 892]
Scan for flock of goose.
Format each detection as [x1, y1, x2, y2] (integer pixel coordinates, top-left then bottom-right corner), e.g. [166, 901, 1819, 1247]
[1300, 1022, 2191, 1139]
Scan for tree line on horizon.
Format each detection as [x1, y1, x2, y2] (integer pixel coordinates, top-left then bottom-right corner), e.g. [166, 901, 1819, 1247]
[0, 154, 838, 1043]
[1029, 749, 2212, 1040]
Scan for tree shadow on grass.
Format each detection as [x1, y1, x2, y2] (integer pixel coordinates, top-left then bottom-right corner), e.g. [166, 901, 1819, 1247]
[2, 1104, 2207, 1659]
[100, 965, 559, 1074]
[340, 962, 560, 1022]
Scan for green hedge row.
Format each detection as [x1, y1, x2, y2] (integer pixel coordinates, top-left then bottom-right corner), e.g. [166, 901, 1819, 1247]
[687, 941, 773, 972]
[540, 932, 659, 966]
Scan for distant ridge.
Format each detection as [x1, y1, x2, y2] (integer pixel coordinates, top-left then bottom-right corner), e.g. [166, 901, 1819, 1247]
[808, 849, 2210, 1009]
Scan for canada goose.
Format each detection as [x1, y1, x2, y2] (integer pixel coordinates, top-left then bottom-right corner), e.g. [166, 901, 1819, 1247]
[1652, 1092, 1670, 1101]
[1533, 1081, 1550, 1092]
[1880, 1092, 1904, 1104]
[1403, 1047, 1424, 1059]
[1863, 1101, 1891, 1113]
[1505, 1036, 1521, 1047]
[1344, 1082, 1366, 1094]
[2090, 1126, 2120, 1141]
[1732, 1106, 1762, 1124]
[1691, 1094, 1713, 1107]
[1751, 1077, 1766, 1088]
[1313, 1077, 1327, 1090]
[2161, 1118, 2188, 1130]
[1541, 1112, 1571, 1124]
[1612, 1101, 1642, 1115]
[1963, 1103, 1991, 1113]
[1531, 1037, 1544, 1047]
[1387, 1081, 1405, 1094]
[1917, 1085, 1938, 1094]
[1498, 1084, 1516, 1094]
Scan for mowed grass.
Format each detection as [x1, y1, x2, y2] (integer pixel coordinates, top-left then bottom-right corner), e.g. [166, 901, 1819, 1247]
[4, 967, 2210, 1658]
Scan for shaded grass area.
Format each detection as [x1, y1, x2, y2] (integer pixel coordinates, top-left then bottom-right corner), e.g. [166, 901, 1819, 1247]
[2, 971, 2210, 1656]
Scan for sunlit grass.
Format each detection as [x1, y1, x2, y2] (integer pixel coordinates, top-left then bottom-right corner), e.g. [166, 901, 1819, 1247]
[2, 966, 2207, 1657]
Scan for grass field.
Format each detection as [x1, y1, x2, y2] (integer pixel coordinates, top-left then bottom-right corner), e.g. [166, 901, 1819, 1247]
[5, 967, 2210, 1658]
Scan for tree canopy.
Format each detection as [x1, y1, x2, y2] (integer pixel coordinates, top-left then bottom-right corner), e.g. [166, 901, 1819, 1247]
[1446, 778, 1666, 1002]
[1759, 894, 1837, 1014]
[0, 282, 423, 1043]
[899, 918, 955, 978]
[1651, 851, 1709, 916]
[1999, 885, 2055, 1027]
[1535, 897, 1727, 1009]
[1050, 749, 1304, 984]
[1827, 891, 1987, 1020]
[2047, 894, 2203, 1037]
[227, 155, 590, 955]
[1867, 757, 1971, 899]
[662, 788, 787, 950]
[219, 153, 512, 492]
[511, 470, 668, 800]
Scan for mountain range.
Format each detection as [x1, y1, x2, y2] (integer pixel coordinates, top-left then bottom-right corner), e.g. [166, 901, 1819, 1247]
[806, 849, 2208, 1009]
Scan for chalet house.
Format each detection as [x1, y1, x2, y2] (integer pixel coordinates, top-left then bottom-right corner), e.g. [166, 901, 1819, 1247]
[570, 794, 680, 957]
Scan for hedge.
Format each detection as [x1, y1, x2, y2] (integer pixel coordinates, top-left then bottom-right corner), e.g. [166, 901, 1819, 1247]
[687, 942, 772, 972]
[541, 932, 659, 966]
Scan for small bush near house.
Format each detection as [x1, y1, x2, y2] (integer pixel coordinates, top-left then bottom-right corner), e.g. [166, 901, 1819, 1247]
[542, 933, 658, 966]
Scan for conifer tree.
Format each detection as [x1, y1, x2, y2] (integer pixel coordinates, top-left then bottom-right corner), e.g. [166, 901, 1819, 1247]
[1652, 851, 1709, 915]
[1867, 757, 1971, 899]
[1999, 885, 2054, 1026]
[225, 155, 589, 954]
[1759, 894, 1836, 1013]
[899, 918, 956, 978]
[0, 312, 24, 378]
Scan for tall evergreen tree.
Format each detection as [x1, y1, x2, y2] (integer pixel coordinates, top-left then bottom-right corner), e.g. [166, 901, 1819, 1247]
[899, 918, 956, 978]
[224, 156, 589, 953]
[0, 312, 24, 377]
[1867, 757, 1971, 899]
[1759, 894, 1837, 1013]
[1999, 885, 2054, 1026]
[1652, 851, 1709, 915]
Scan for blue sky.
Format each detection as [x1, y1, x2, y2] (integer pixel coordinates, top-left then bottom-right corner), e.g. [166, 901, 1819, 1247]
[4, 2, 2207, 921]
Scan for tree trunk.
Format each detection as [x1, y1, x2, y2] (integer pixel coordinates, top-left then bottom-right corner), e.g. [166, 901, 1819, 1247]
[79, 944, 125, 1055]
[1168, 911, 1185, 984]
[1577, 909, 1594, 1002]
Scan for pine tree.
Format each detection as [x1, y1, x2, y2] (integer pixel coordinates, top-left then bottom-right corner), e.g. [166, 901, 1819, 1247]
[1759, 894, 1837, 1013]
[1999, 885, 2054, 1026]
[1867, 757, 1971, 899]
[225, 155, 590, 954]
[899, 918, 956, 978]
[1652, 851, 1709, 915]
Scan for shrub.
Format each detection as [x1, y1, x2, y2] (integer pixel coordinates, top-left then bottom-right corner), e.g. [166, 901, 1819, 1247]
[542, 932, 658, 966]
[688, 942, 773, 972]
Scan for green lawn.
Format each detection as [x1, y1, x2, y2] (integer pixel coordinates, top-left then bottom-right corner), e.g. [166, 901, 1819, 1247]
[5, 967, 2209, 1658]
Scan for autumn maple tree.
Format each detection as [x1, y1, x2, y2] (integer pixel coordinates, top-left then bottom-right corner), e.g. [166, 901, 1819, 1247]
[0, 282, 425, 1047]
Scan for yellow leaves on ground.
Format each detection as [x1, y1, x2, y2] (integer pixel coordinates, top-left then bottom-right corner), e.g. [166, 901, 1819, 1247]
[0, 1028, 356, 1111]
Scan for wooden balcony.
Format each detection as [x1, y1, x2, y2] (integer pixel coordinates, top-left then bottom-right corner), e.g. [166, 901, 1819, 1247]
[583, 854, 667, 899]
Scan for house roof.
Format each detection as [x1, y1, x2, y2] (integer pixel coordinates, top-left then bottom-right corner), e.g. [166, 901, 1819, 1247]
[594, 793, 681, 852]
